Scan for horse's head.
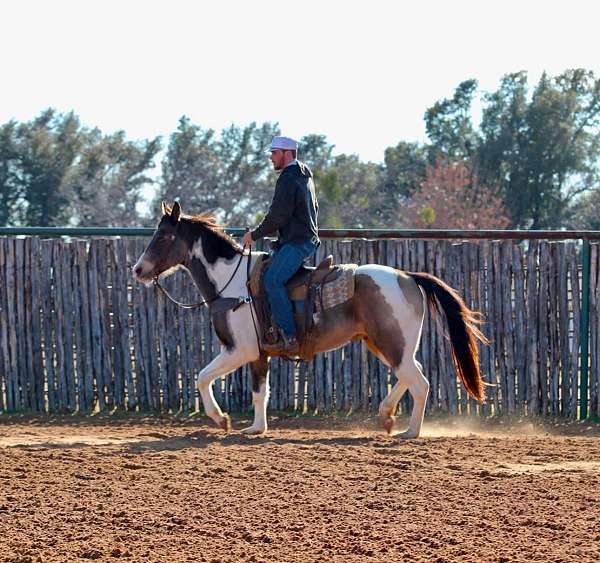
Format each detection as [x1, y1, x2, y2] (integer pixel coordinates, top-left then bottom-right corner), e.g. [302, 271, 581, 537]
[133, 201, 189, 285]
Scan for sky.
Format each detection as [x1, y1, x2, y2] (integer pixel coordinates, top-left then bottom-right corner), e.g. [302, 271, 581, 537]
[1, 0, 600, 164]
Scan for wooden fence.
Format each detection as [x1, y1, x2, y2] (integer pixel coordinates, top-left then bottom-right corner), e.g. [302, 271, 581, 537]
[0, 235, 598, 418]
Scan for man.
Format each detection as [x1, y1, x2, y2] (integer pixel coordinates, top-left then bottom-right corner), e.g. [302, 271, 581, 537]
[242, 136, 320, 354]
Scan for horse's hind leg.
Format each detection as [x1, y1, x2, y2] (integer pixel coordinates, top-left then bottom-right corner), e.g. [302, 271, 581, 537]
[241, 354, 270, 435]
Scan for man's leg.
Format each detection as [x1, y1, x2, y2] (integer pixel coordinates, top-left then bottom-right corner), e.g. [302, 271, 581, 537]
[263, 244, 306, 340]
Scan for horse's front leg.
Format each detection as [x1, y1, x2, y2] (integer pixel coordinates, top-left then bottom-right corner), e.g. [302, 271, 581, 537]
[241, 354, 270, 436]
[196, 349, 250, 432]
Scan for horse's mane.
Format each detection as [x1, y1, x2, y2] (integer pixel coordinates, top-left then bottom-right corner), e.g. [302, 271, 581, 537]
[181, 211, 244, 262]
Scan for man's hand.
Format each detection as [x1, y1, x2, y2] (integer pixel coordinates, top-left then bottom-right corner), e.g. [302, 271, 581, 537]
[242, 231, 254, 247]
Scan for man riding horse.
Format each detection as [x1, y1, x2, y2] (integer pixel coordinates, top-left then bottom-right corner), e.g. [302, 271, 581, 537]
[242, 136, 320, 355]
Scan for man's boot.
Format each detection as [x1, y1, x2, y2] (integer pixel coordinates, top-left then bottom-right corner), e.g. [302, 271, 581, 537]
[261, 332, 300, 356]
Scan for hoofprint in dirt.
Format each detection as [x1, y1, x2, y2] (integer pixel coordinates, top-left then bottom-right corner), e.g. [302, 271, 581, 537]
[0, 416, 598, 563]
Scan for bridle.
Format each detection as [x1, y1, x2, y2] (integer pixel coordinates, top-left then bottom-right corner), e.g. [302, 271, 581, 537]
[152, 245, 249, 310]
[151, 238, 262, 353]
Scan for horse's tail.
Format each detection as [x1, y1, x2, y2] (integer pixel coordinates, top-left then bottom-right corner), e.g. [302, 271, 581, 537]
[408, 272, 488, 402]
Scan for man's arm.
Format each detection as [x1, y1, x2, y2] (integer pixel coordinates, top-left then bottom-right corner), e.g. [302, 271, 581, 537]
[250, 175, 296, 241]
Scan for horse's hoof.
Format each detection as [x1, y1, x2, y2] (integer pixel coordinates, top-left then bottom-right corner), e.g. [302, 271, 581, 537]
[382, 415, 395, 435]
[395, 429, 419, 440]
[240, 426, 267, 436]
[218, 414, 232, 433]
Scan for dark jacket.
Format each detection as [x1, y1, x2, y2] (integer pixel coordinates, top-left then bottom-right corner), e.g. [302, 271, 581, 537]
[251, 161, 320, 248]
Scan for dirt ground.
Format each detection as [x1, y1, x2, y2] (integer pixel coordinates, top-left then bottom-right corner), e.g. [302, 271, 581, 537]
[1, 414, 599, 563]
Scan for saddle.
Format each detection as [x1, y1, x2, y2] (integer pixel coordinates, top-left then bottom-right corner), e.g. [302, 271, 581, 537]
[248, 254, 358, 359]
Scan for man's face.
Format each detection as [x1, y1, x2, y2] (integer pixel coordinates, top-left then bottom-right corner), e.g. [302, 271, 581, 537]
[270, 149, 285, 170]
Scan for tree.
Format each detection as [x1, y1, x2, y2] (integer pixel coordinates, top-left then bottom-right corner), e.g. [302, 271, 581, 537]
[568, 187, 600, 230]
[0, 120, 19, 226]
[425, 79, 479, 160]
[380, 141, 428, 225]
[68, 130, 161, 227]
[14, 109, 86, 226]
[318, 155, 384, 228]
[479, 70, 600, 227]
[155, 118, 279, 226]
[402, 158, 510, 229]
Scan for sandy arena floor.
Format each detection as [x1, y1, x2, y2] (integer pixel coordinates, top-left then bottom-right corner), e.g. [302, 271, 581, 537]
[1, 414, 599, 563]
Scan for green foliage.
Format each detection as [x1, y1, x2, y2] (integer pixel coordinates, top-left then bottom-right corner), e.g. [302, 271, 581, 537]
[425, 79, 479, 160]
[69, 130, 161, 227]
[2, 70, 599, 230]
[419, 206, 436, 226]
[429, 70, 600, 228]
[155, 118, 278, 225]
[568, 187, 600, 229]
[0, 109, 160, 227]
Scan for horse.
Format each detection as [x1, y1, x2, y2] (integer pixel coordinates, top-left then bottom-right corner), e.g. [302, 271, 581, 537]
[133, 201, 488, 439]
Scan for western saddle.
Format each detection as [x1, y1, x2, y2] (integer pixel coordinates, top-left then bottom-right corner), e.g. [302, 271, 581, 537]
[248, 254, 341, 357]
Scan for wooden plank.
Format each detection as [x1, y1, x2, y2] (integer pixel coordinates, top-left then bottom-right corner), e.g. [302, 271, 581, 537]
[590, 244, 599, 416]
[490, 242, 505, 414]
[548, 244, 560, 416]
[0, 239, 9, 411]
[23, 238, 35, 410]
[14, 238, 27, 410]
[567, 244, 581, 419]
[501, 242, 516, 414]
[105, 240, 124, 410]
[512, 244, 527, 413]
[526, 242, 539, 415]
[71, 240, 87, 411]
[485, 240, 499, 415]
[175, 266, 190, 414]
[166, 275, 181, 411]
[40, 240, 56, 412]
[62, 241, 77, 410]
[135, 242, 153, 410]
[118, 239, 136, 410]
[88, 240, 106, 411]
[477, 242, 492, 416]
[51, 241, 68, 411]
[7, 237, 20, 410]
[155, 281, 169, 411]
[557, 243, 570, 416]
[538, 242, 550, 415]
[100, 239, 116, 410]
[297, 361, 306, 412]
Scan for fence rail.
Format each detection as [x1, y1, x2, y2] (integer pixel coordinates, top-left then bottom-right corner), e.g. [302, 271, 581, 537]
[0, 229, 599, 419]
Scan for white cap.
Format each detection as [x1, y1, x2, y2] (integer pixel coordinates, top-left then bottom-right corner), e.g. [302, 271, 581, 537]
[268, 136, 298, 152]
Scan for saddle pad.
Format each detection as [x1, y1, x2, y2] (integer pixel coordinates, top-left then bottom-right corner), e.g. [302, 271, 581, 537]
[321, 264, 358, 309]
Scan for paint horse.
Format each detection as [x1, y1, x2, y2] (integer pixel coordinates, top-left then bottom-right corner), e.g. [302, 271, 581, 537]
[133, 202, 487, 438]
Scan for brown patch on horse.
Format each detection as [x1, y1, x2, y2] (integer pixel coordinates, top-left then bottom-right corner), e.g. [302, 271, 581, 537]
[312, 301, 359, 355]
[397, 270, 424, 316]
[353, 274, 406, 368]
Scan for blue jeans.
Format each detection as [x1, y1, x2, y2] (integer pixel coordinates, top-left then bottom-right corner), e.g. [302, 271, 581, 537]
[263, 240, 318, 338]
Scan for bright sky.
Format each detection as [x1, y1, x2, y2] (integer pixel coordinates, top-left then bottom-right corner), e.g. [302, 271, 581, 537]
[1, 0, 599, 163]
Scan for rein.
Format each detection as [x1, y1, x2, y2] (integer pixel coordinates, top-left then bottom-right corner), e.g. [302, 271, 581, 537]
[153, 246, 249, 310]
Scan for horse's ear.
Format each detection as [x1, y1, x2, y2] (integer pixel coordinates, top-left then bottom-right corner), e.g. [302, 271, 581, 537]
[171, 201, 181, 223]
[161, 201, 169, 216]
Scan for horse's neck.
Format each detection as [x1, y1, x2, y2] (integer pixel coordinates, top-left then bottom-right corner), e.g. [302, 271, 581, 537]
[184, 247, 260, 300]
